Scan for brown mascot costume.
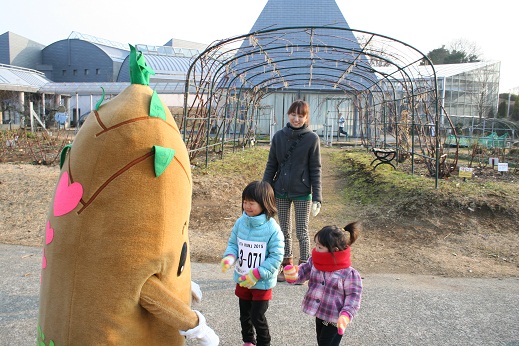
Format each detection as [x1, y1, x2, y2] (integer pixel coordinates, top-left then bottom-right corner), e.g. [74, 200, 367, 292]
[37, 45, 219, 346]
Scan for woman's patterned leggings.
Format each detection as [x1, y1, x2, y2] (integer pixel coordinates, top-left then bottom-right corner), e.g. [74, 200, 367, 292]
[276, 198, 312, 262]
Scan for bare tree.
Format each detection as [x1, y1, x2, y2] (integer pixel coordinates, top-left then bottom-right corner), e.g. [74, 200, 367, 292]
[447, 38, 482, 62]
[469, 63, 500, 122]
[424, 38, 482, 65]
[355, 33, 396, 67]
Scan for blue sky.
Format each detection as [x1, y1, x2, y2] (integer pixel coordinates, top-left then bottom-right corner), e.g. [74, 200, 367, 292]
[2, 0, 518, 92]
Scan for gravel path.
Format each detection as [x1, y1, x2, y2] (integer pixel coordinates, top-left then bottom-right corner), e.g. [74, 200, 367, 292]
[2, 244, 518, 346]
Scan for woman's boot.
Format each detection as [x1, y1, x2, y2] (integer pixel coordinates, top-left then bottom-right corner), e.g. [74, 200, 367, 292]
[277, 258, 293, 282]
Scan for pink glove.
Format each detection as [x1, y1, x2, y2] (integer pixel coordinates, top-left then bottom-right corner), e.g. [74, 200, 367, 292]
[220, 254, 235, 272]
[283, 265, 298, 283]
[238, 268, 260, 288]
[337, 313, 350, 335]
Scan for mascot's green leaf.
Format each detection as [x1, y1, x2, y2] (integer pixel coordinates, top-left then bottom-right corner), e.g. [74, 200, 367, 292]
[95, 87, 105, 111]
[153, 146, 176, 177]
[60, 144, 73, 169]
[149, 91, 166, 120]
[129, 44, 155, 85]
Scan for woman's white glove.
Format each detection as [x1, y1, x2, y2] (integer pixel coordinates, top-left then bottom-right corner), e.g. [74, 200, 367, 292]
[179, 310, 219, 345]
[191, 281, 202, 303]
[311, 201, 321, 217]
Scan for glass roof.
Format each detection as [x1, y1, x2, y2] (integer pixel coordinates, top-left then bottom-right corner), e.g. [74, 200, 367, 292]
[38, 81, 194, 95]
[0, 64, 50, 92]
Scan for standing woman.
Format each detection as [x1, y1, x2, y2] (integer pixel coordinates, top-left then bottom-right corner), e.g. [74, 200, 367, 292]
[263, 100, 322, 281]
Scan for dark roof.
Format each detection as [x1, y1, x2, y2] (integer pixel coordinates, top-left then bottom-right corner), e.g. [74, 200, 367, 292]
[228, 0, 377, 91]
[249, 0, 351, 30]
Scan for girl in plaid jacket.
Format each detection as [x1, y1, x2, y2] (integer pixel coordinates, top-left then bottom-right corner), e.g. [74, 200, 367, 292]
[284, 222, 362, 346]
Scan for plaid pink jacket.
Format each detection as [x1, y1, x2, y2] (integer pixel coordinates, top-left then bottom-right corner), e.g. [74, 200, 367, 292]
[293, 257, 362, 323]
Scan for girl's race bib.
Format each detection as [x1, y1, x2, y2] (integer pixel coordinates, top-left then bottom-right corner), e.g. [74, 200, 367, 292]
[235, 237, 267, 275]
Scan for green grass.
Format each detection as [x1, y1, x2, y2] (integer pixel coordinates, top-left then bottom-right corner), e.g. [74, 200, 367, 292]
[193, 147, 268, 180]
[192, 145, 518, 220]
[328, 148, 518, 219]
[328, 149, 432, 206]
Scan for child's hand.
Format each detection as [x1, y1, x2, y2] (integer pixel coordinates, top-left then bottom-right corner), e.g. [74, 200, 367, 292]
[238, 269, 260, 288]
[337, 313, 350, 335]
[220, 255, 235, 272]
[283, 265, 298, 283]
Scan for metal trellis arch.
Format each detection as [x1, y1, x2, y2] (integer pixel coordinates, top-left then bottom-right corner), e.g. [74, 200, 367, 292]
[182, 26, 458, 188]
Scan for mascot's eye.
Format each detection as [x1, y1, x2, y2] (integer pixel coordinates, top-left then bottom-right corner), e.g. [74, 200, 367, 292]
[177, 242, 187, 276]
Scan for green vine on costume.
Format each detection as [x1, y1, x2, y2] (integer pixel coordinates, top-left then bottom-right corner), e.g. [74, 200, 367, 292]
[129, 44, 155, 85]
[95, 87, 105, 111]
[37, 325, 55, 346]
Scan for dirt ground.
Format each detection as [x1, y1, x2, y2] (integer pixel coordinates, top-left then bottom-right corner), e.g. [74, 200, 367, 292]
[0, 144, 517, 279]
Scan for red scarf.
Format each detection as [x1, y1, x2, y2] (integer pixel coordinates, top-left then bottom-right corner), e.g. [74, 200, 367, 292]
[311, 247, 351, 272]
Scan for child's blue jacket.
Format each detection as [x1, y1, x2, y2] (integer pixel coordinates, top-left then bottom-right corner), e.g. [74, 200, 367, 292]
[223, 212, 284, 290]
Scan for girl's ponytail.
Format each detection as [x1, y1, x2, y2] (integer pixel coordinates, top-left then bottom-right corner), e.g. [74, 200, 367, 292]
[343, 221, 361, 246]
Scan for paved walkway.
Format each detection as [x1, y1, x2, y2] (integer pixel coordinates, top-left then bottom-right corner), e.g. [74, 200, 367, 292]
[1, 244, 518, 346]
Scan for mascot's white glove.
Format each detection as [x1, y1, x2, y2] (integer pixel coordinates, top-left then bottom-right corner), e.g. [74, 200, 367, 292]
[179, 310, 219, 346]
[191, 281, 202, 303]
[311, 201, 321, 217]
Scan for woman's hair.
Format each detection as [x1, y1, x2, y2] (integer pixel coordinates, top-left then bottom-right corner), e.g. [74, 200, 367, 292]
[314, 222, 361, 252]
[242, 181, 277, 219]
[287, 100, 310, 125]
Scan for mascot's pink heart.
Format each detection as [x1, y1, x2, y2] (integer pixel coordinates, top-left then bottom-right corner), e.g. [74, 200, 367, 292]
[53, 171, 83, 217]
[45, 221, 54, 245]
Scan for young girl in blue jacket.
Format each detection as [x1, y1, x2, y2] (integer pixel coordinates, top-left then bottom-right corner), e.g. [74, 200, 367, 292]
[220, 181, 284, 346]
